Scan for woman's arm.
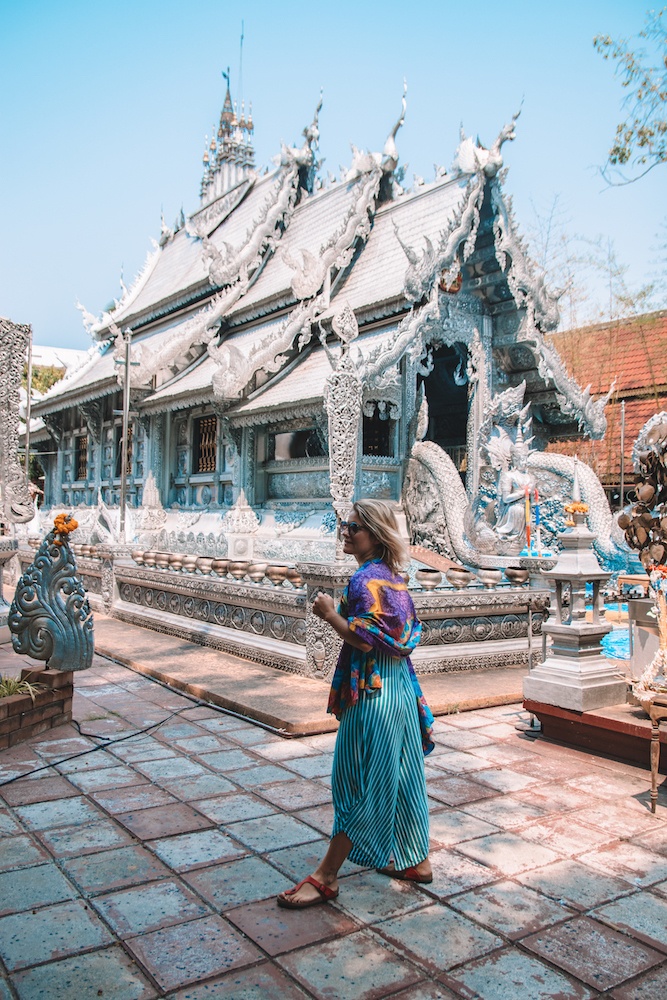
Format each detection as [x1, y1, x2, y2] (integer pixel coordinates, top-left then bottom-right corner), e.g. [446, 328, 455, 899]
[312, 592, 373, 652]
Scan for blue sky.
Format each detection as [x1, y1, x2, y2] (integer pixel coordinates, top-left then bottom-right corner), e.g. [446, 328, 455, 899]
[1, 0, 664, 349]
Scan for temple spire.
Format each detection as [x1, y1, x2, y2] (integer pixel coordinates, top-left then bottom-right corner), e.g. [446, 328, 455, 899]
[200, 68, 255, 205]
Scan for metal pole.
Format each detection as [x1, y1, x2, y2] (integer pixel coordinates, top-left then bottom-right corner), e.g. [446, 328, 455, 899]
[24, 328, 33, 478]
[119, 330, 132, 543]
[619, 399, 626, 510]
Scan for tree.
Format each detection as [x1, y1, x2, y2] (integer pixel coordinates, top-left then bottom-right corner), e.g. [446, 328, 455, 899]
[594, 8, 667, 184]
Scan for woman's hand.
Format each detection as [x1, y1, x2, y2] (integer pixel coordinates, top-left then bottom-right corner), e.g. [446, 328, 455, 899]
[312, 592, 336, 622]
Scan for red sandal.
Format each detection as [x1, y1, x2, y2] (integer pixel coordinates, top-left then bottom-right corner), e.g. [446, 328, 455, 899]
[377, 863, 433, 884]
[277, 875, 339, 909]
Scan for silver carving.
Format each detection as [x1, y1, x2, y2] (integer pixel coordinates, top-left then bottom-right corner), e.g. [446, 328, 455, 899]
[9, 518, 94, 670]
[0, 319, 34, 524]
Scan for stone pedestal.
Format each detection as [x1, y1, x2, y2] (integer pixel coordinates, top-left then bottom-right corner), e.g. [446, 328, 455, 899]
[297, 560, 355, 679]
[523, 504, 627, 713]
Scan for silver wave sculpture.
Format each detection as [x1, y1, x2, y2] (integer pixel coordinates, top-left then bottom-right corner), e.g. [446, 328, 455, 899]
[9, 520, 94, 671]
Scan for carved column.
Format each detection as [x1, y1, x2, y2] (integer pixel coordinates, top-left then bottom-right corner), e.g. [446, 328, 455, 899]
[325, 305, 362, 557]
[298, 560, 354, 679]
[0, 318, 34, 526]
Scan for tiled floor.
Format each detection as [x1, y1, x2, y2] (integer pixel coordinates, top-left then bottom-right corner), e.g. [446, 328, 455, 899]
[1, 655, 667, 998]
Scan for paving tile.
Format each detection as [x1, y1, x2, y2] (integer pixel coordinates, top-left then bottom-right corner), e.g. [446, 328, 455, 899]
[336, 869, 431, 924]
[116, 802, 213, 840]
[518, 859, 634, 910]
[89, 783, 180, 813]
[0, 862, 78, 916]
[126, 914, 262, 991]
[33, 736, 98, 760]
[442, 946, 594, 999]
[283, 755, 334, 779]
[435, 729, 496, 749]
[225, 812, 323, 853]
[579, 842, 667, 887]
[293, 803, 335, 835]
[519, 815, 617, 855]
[193, 748, 259, 772]
[172, 735, 236, 754]
[378, 902, 503, 972]
[523, 915, 664, 991]
[0, 833, 50, 872]
[427, 847, 497, 897]
[14, 796, 106, 831]
[36, 819, 133, 857]
[594, 891, 667, 953]
[449, 878, 575, 939]
[192, 792, 277, 825]
[633, 823, 667, 856]
[610, 963, 667, 998]
[277, 928, 422, 999]
[254, 778, 331, 811]
[509, 754, 592, 780]
[157, 772, 238, 800]
[109, 739, 178, 763]
[154, 722, 207, 741]
[456, 831, 562, 875]
[567, 771, 653, 799]
[0, 978, 12, 1000]
[65, 763, 147, 793]
[92, 878, 211, 937]
[0, 898, 113, 971]
[0, 775, 79, 806]
[10, 945, 156, 1000]
[183, 855, 294, 910]
[440, 714, 500, 731]
[167, 960, 311, 999]
[225, 764, 296, 789]
[61, 844, 172, 894]
[513, 782, 598, 814]
[470, 767, 541, 793]
[459, 794, 548, 830]
[299, 732, 337, 752]
[134, 756, 210, 781]
[56, 750, 124, 774]
[150, 829, 246, 871]
[220, 724, 284, 745]
[226, 894, 359, 955]
[389, 984, 459, 1000]
[569, 801, 662, 839]
[425, 750, 493, 774]
[427, 776, 499, 807]
[195, 716, 270, 737]
[250, 740, 319, 762]
[0, 809, 21, 837]
[429, 808, 500, 847]
[266, 839, 366, 882]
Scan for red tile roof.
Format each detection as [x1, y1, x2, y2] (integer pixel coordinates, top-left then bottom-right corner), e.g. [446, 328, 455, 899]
[545, 310, 667, 483]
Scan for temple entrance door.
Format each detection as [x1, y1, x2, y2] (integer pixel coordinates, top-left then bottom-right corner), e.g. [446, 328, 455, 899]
[421, 343, 469, 483]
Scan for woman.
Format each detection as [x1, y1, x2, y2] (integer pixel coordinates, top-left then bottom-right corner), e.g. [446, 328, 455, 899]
[277, 498, 434, 909]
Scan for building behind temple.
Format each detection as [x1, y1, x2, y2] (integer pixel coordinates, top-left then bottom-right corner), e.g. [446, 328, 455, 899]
[28, 79, 617, 570]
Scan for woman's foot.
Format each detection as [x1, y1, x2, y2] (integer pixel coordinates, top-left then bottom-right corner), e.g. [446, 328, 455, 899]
[276, 870, 339, 908]
[377, 859, 433, 884]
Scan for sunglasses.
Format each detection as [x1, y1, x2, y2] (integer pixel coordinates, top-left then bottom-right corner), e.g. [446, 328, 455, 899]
[340, 520, 365, 536]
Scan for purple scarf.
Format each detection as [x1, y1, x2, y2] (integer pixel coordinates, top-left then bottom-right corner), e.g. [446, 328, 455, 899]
[327, 559, 434, 755]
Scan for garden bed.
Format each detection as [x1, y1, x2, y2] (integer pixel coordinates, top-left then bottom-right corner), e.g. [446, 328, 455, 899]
[0, 669, 73, 749]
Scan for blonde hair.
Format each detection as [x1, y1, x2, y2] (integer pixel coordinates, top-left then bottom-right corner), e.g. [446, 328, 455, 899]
[352, 499, 409, 575]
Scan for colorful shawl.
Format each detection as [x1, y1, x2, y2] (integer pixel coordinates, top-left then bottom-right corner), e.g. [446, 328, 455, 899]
[327, 559, 434, 755]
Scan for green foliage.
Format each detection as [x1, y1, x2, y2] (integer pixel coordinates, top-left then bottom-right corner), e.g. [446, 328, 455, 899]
[594, 8, 667, 182]
[0, 676, 43, 701]
[22, 364, 65, 394]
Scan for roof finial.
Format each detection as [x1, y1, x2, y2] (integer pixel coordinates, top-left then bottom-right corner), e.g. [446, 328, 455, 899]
[382, 79, 407, 174]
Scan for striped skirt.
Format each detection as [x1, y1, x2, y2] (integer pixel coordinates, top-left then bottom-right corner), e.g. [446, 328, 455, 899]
[331, 652, 430, 869]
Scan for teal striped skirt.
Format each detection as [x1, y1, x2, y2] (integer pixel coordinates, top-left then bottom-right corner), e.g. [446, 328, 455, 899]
[331, 652, 430, 869]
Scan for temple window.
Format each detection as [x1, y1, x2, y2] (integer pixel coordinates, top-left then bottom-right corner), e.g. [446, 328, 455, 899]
[363, 413, 396, 457]
[114, 423, 133, 478]
[269, 428, 325, 461]
[193, 415, 218, 473]
[75, 434, 88, 481]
